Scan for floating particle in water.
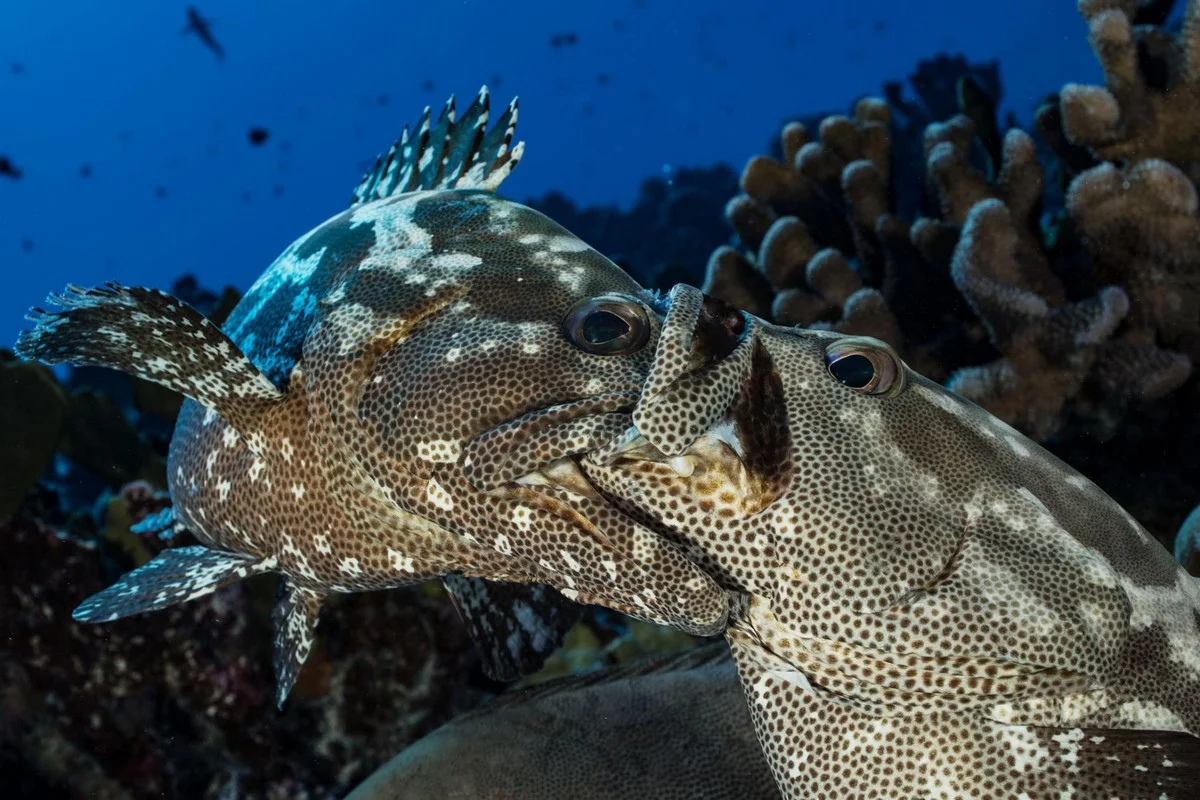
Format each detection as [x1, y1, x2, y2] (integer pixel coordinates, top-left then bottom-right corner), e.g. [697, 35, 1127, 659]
[79, 164, 92, 178]
[490, 74, 503, 89]
[421, 78, 435, 93]
[549, 32, 579, 48]
[377, 93, 389, 106]
[0, 156, 22, 180]
[10, 62, 24, 75]
[20, 237, 34, 252]
[247, 127, 269, 146]
[154, 186, 168, 199]
[596, 73, 611, 86]
[273, 184, 285, 197]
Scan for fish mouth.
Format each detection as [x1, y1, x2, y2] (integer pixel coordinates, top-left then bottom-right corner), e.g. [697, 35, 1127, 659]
[579, 418, 780, 517]
[459, 389, 642, 494]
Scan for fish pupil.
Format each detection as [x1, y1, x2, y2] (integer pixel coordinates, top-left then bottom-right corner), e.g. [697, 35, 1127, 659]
[828, 353, 875, 388]
[582, 310, 630, 344]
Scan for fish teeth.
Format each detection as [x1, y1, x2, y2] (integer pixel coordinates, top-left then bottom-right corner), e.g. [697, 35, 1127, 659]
[514, 458, 600, 499]
[667, 456, 696, 478]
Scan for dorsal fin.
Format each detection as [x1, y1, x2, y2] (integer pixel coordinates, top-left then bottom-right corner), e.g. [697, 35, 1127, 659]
[350, 85, 523, 206]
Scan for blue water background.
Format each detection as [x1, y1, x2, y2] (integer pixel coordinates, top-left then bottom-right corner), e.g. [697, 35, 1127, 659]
[1, 1, 1099, 345]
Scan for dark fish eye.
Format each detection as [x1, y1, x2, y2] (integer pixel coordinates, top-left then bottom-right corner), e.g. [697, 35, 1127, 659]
[824, 337, 903, 395]
[563, 295, 651, 355]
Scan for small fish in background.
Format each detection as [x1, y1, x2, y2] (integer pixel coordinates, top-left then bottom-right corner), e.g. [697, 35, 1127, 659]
[153, 186, 168, 199]
[0, 156, 23, 180]
[182, 6, 224, 61]
[549, 32, 579, 49]
[20, 237, 34, 253]
[247, 127, 270, 146]
[10, 61, 24, 75]
[345, 644, 778, 800]
[79, 164, 92, 178]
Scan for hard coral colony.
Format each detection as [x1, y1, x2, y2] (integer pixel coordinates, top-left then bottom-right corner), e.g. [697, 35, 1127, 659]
[2, 2, 1200, 799]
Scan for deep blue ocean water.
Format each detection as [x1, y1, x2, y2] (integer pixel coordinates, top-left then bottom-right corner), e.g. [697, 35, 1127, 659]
[0, 1, 1101, 346]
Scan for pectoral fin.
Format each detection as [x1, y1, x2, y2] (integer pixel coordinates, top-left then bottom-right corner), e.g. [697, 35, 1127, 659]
[72, 546, 270, 622]
[15, 283, 282, 446]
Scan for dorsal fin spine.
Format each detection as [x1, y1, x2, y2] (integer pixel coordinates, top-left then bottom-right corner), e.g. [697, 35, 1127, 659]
[350, 86, 523, 205]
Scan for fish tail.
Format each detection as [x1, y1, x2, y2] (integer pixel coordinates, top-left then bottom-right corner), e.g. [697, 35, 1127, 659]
[270, 580, 326, 708]
[15, 282, 282, 440]
[72, 545, 271, 622]
[350, 86, 523, 205]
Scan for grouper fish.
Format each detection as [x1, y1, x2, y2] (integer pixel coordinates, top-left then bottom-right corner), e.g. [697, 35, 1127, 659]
[579, 310, 1200, 797]
[344, 643, 778, 800]
[15, 87, 728, 704]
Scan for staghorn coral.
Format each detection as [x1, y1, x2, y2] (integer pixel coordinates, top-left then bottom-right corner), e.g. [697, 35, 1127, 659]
[1060, 0, 1200, 170]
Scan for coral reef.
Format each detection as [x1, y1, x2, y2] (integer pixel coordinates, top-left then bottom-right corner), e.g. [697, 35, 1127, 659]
[0, 482, 485, 798]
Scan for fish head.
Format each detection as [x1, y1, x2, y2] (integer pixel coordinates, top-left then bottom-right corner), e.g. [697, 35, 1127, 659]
[581, 285, 1192, 675]
[303, 189, 659, 479]
[291, 191, 728, 634]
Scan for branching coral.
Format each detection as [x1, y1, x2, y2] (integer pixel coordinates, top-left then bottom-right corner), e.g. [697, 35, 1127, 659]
[704, 47, 1196, 443]
[1060, 0, 1200, 169]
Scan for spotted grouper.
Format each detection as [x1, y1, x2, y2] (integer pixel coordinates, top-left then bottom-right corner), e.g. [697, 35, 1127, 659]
[579, 295, 1200, 797]
[15, 87, 728, 706]
[345, 643, 777, 800]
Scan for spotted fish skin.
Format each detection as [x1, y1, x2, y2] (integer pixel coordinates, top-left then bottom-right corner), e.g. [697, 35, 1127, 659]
[582, 285, 1200, 797]
[15, 88, 727, 707]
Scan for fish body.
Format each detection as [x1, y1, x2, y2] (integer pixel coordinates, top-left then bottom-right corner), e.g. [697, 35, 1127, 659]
[581, 297, 1200, 797]
[16, 89, 727, 705]
[345, 644, 777, 800]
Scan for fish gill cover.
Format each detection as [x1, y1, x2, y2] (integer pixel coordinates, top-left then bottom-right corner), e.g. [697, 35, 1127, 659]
[1, 1, 1199, 797]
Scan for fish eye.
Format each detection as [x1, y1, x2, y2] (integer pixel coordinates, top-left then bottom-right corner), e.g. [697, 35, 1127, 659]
[824, 337, 903, 395]
[563, 295, 651, 355]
